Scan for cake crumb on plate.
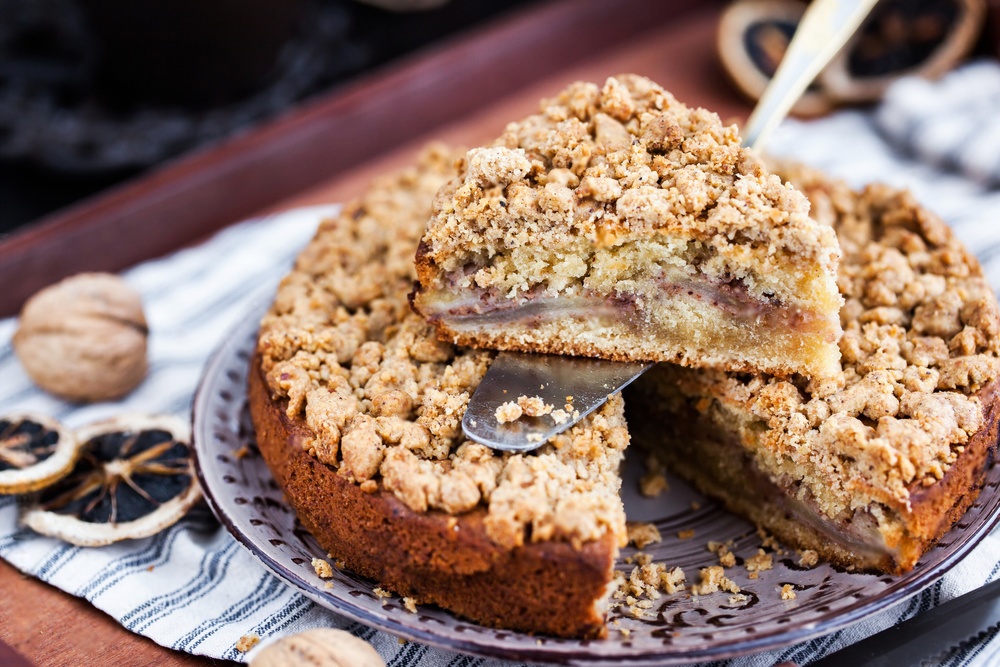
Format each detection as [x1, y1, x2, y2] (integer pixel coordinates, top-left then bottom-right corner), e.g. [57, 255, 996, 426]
[311, 557, 334, 579]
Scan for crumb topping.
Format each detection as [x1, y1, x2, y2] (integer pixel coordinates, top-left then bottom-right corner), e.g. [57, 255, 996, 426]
[780, 584, 797, 600]
[417, 74, 841, 312]
[611, 553, 686, 618]
[745, 549, 773, 579]
[258, 145, 629, 550]
[626, 521, 662, 549]
[691, 565, 741, 595]
[235, 634, 260, 653]
[494, 401, 522, 424]
[708, 540, 737, 568]
[667, 164, 1000, 524]
[639, 453, 669, 497]
[518, 395, 554, 417]
[798, 549, 819, 568]
[311, 557, 333, 579]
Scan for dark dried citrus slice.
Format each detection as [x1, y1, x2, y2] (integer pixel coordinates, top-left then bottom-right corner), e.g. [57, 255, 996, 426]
[0, 413, 80, 495]
[820, 0, 985, 103]
[717, 0, 834, 117]
[22, 414, 201, 546]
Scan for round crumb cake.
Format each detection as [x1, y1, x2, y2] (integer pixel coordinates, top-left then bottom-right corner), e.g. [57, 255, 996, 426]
[250, 129, 1000, 637]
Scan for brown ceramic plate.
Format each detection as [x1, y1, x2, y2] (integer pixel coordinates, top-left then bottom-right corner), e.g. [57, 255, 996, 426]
[192, 299, 1000, 665]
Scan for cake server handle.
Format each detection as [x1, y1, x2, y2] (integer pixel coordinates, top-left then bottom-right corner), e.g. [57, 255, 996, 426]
[463, 0, 878, 452]
[742, 0, 879, 150]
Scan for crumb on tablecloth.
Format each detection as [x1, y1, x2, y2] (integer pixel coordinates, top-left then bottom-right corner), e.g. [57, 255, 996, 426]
[235, 634, 260, 653]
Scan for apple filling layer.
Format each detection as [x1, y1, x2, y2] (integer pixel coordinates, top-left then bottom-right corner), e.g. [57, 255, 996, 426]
[418, 270, 841, 378]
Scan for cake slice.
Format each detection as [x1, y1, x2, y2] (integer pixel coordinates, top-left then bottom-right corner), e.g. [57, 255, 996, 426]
[412, 75, 844, 379]
[627, 163, 1000, 573]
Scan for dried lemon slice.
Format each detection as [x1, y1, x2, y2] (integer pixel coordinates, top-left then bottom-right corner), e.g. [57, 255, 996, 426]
[22, 414, 201, 546]
[0, 413, 81, 495]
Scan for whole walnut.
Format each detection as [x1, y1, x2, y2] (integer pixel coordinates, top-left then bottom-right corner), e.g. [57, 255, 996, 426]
[250, 629, 385, 667]
[14, 273, 148, 402]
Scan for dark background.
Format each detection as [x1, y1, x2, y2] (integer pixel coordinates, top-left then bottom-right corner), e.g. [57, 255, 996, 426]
[0, 0, 539, 235]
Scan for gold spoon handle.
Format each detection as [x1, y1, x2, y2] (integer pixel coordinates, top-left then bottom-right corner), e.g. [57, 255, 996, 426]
[742, 0, 879, 150]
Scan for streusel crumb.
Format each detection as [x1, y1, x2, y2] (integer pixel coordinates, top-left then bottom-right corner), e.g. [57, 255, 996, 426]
[639, 454, 669, 497]
[259, 145, 630, 552]
[517, 395, 554, 417]
[745, 549, 773, 578]
[780, 584, 797, 600]
[691, 566, 741, 595]
[495, 401, 523, 424]
[402, 597, 418, 613]
[707, 540, 736, 568]
[627, 521, 662, 549]
[311, 557, 334, 579]
[235, 634, 260, 653]
[798, 550, 819, 568]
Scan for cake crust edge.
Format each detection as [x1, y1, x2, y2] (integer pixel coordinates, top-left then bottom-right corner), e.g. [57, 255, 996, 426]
[248, 357, 616, 638]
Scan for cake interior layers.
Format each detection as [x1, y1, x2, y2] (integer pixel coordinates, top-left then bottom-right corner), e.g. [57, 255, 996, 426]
[626, 365, 1000, 573]
[417, 235, 842, 376]
[413, 74, 845, 380]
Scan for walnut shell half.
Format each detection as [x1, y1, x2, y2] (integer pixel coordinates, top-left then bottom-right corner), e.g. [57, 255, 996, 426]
[250, 629, 385, 667]
[13, 273, 148, 403]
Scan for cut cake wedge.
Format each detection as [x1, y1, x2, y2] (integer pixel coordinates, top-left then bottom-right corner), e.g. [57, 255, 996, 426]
[412, 75, 844, 379]
[627, 162, 1000, 573]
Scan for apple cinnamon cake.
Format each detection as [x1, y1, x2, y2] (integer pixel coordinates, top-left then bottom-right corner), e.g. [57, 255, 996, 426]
[411, 75, 844, 379]
[627, 162, 1000, 573]
[250, 89, 1000, 640]
[251, 146, 629, 638]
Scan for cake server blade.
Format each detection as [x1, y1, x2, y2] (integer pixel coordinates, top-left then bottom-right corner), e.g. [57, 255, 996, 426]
[461, 0, 877, 452]
[806, 578, 1000, 667]
[462, 352, 650, 452]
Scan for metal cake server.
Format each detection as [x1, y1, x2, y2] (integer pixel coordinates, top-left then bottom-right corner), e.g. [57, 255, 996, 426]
[463, 0, 878, 452]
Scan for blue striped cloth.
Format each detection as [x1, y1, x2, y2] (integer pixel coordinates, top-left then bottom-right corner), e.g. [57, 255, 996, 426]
[3, 64, 1000, 664]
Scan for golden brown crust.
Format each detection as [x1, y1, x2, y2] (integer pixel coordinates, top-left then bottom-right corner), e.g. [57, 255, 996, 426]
[249, 361, 615, 638]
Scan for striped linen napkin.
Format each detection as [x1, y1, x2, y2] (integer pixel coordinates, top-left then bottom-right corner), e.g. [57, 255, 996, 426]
[3, 71, 1000, 665]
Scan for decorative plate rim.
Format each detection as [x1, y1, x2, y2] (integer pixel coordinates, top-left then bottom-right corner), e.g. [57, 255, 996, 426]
[192, 297, 1000, 666]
